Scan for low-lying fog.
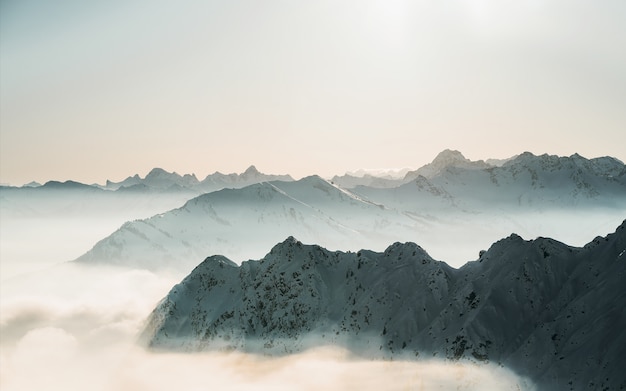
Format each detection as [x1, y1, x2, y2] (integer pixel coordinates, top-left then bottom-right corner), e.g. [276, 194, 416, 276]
[0, 264, 535, 391]
[3, 207, 622, 390]
[0, 219, 552, 391]
[0, 191, 190, 278]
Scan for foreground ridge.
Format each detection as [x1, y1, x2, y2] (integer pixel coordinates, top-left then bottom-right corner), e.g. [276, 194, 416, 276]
[142, 221, 626, 390]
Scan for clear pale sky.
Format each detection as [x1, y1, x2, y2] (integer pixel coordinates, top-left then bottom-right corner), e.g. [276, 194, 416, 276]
[1, 0, 625, 185]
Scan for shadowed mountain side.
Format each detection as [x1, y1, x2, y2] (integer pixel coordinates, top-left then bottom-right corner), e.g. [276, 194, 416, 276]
[142, 221, 626, 391]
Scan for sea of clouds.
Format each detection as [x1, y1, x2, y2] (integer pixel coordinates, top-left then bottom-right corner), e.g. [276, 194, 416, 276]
[0, 261, 537, 391]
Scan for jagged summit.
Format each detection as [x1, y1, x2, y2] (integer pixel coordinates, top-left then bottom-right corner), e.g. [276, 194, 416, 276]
[142, 222, 626, 390]
[242, 165, 260, 176]
[403, 149, 492, 181]
[382, 240, 431, 259]
[100, 166, 294, 192]
[75, 152, 626, 272]
[145, 167, 170, 177]
[275, 235, 301, 247]
[431, 149, 468, 164]
[198, 255, 237, 268]
[334, 150, 625, 192]
[265, 236, 305, 256]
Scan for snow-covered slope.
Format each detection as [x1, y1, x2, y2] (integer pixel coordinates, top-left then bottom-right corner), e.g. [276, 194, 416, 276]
[0, 181, 202, 278]
[354, 152, 626, 211]
[404, 149, 493, 181]
[142, 221, 626, 391]
[330, 173, 405, 189]
[75, 176, 416, 272]
[73, 151, 626, 272]
[331, 149, 494, 189]
[0, 181, 194, 219]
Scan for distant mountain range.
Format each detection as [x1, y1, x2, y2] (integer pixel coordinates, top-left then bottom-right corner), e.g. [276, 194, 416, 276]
[3, 150, 624, 270]
[354, 150, 626, 211]
[332, 149, 623, 192]
[103, 165, 293, 193]
[0, 166, 294, 220]
[1, 165, 293, 194]
[141, 221, 626, 391]
[73, 151, 626, 272]
[5, 151, 624, 200]
[332, 149, 512, 188]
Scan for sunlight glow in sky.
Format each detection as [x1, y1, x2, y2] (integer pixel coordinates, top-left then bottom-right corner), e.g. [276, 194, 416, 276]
[1, 0, 625, 185]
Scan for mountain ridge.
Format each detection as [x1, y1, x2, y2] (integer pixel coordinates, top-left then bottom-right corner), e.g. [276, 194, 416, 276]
[102, 165, 294, 193]
[73, 152, 626, 272]
[74, 176, 401, 271]
[142, 220, 626, 391]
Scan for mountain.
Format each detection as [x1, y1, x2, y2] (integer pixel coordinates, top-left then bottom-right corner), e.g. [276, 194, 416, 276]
[198, 165, 293, 193]
[403, 149, 493, 182]
[354, 152, 626, 211]
[330, 173, 404, 189]
[74, 176, 412, 272]
[41, 180, 102, 191]
[104, 168, 198, 191]
[0, 177, 204, 279]
[141, 221, 626, 391]
[0, 177, 197, 219]
[331, 168, 413, 189]
[331, 150, 496, 189]
[103, 166, 294, 193]
[331, 150, 626, 200]
[73, 152, 626, 272]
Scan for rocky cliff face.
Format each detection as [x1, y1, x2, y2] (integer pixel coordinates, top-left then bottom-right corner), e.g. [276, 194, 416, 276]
[142, 221, 626, 390]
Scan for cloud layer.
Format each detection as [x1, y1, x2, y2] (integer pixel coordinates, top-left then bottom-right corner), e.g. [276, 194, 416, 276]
[1, 264, 535, 391]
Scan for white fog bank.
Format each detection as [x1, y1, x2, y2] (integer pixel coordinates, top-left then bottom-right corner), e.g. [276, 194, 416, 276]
[0, 264, 535, 391]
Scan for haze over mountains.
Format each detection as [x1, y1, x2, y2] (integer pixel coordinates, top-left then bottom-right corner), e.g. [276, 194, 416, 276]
[102, 165, 293, 194]
[72, 151, 626, 273]
[354, 150, 626, 209]
[0, 165, 292, 277]
[142, 220, 626, 390]
[1, 149, 625, 391]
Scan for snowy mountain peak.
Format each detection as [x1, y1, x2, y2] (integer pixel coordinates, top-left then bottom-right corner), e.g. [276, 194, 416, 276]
[283, 235, 301, 244]
[270, 236, 303, 252]
[504, 151, 561, 168]
[570, 152, 584, 160]
[100, 166, 293, 192]
[242, 165, 261, 176]
[145, 167, 173, 178]
[297, 174, 325, 183]
[432, 149, 468, 165]
[502, 152, 626, 181]
[200, 255, 238, 268]
[142, 223, 626, 390]
[383, 241, 431, 260]
[403, 149, 492, 181]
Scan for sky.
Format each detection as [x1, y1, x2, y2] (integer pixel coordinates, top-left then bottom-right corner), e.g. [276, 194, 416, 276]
[1, 0, 625, 186]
